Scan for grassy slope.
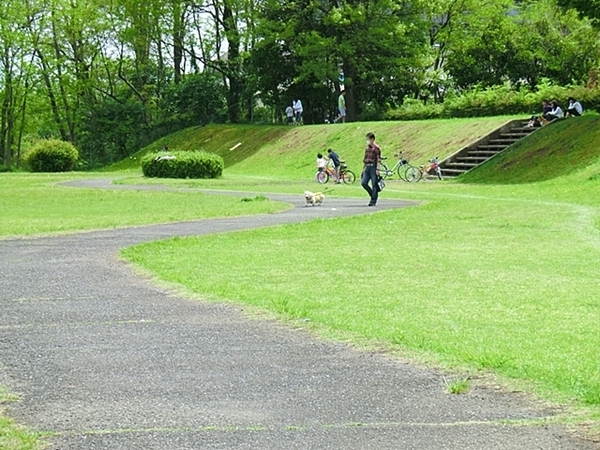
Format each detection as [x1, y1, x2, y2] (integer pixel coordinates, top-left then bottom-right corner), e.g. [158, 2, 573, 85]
[107, 125, 291, 172]
[462, 116, 600, 184]
[109, 117, 519, 177]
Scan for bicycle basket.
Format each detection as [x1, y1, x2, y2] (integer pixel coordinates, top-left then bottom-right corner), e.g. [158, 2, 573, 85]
[340, 163, 348, 170]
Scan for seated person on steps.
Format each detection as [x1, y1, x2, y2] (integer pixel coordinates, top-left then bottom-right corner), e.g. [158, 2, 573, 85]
[527, 99, 552, 127]
[541, 100, 563, 124]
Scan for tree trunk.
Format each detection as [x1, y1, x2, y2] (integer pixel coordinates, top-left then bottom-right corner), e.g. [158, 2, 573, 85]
[1, 73, 13, 168]
[343, 59, 357, 122]
[36, 48, 69, 141]
[173, 0, 185, 84]
[223, 0, 241, 123]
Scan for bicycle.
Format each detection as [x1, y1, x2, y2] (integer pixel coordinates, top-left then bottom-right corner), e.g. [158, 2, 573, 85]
[379, 152, 414, 182]
[405, 157, 443, 182]
[315, 161, 356, 184]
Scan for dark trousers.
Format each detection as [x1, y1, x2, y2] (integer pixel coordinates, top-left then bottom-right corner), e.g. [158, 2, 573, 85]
[566, 108, 581, 117]
[361, 164, 378, 205]
[542, 114, 559, 122]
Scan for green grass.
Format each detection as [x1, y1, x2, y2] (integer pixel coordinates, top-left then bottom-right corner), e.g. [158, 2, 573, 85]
[122, 171, 600, 410]
[0, 388, 41, 450]
[462, 116, 600, 184]
[0, 173, 288, 238]
[106, 124, 292, 172]
[109, 116, 520, 175]
[445, 378, 471, 395]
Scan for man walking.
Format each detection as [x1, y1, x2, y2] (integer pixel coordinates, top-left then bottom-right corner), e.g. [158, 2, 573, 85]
[361, 132, 381, 206]
[334, 90, 346, 123]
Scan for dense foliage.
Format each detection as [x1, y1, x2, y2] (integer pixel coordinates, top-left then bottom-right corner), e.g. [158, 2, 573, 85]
[386, 83, 600, 120]
[26, 140, 79, 172]
[0, 0, 598, 168]
[142, 151, 224, 179]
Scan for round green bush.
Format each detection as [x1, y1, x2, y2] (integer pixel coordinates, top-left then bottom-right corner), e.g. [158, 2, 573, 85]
[27, 139, 79, 172]
[141, 150, 224, 179]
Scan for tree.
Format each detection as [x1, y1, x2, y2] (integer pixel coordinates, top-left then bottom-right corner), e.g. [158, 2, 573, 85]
[557, 0, 600, 24]
[253, 0, 430, 122]
[0, 0, 30, 169]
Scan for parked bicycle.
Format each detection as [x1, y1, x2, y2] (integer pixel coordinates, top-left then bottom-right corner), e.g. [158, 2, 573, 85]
[405, 157, 443, 182]
[315, 160, 356, 184]
[380, 152, 414, 182]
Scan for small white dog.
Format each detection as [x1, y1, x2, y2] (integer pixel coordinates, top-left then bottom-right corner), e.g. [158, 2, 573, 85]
[304, 190, 324, 207]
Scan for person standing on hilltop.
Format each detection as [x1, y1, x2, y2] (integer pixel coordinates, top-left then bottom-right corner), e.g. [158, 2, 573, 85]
[334, 90, 346, 124]
[293, 98, 303, 125]
[285, 104, 295, 125]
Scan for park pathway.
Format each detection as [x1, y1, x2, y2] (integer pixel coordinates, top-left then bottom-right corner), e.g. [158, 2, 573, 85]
[0, 179, 596, 449]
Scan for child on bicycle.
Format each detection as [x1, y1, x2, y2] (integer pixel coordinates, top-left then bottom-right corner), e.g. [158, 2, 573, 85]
[316, 153, 328, 172]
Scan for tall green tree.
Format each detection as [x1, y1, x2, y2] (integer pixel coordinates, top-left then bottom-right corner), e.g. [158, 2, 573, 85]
[0, 0, 30, 168]
[254, 0, 430, 122]
[557, 0, 600, 24]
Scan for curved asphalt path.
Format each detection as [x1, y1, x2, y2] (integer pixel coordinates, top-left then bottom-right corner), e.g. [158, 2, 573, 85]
[0, 179, 596, 449]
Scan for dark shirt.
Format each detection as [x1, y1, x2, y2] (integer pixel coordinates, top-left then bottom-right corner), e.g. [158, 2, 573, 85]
[363, 143, 381, 165]
[542, 105, 552, 114]
[328, 151, 340, 166]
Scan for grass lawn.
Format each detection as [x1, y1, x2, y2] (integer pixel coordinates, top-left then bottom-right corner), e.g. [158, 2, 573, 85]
[0, 388, 40, 450]
[122, 166, 600, 414]
[0, 173, 288, 238]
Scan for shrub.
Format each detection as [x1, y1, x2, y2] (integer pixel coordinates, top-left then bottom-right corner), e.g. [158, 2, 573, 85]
[141, 150, 224, 179]
[26, 139, 79, 172]
[384, 82, 600, 121]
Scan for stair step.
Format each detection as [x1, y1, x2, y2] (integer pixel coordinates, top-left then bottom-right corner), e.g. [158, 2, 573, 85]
[439, 119, 534, 176]
[441, 168, 470, 174]
[445, 162, 479, 168]
[489, 139, 519, 145]
[478, 144, 509, 150]
[468, 150, 502, 156]
[456, 156, 489, 162]
[510, 127, 536, 133]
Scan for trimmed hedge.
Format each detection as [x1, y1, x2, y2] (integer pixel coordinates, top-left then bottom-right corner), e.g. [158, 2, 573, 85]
[26, 139, 79, 172]
[385, 83, 600, 121]
[141, 150, 224, 179]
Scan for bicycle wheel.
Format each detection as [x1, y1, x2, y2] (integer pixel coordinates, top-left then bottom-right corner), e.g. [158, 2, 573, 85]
[342, 170, 356, 184]
[315, 171, 329, 184]
[398, 164, 411, 182]
[404, 166, 420, 182]
[379, 164, 392, 179]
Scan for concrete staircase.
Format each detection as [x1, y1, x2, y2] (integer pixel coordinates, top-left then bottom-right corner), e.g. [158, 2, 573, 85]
[439, 119, 537, 178]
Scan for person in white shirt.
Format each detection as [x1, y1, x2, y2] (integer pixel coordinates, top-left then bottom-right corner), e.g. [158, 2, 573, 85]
[542, 100, 563, 123]
[293, 98, 303, 124]
[316, 153, 328, 172]
[566, 97, 583, 118]
[285, 105, 294, 125]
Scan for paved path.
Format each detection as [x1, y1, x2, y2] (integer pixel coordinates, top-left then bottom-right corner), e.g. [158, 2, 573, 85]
[0, 180, 596, 449]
